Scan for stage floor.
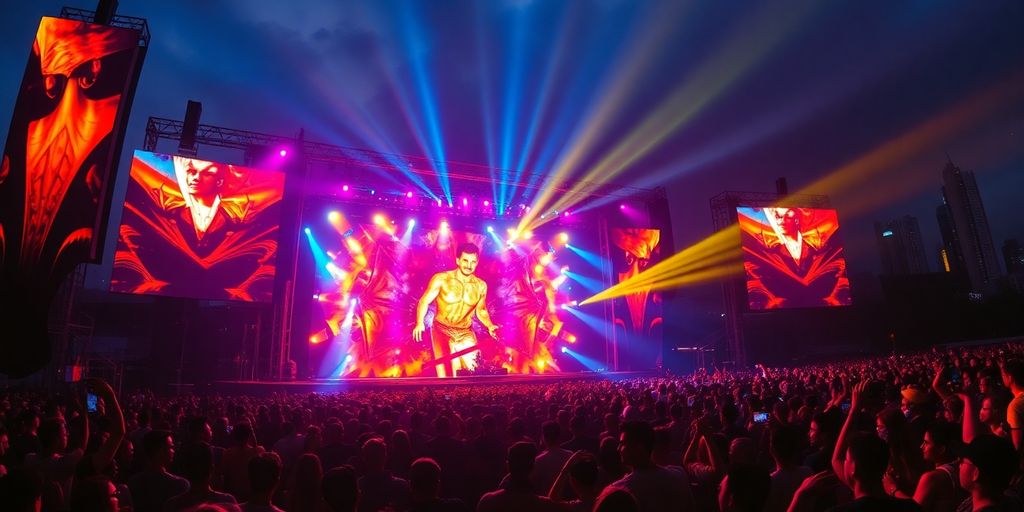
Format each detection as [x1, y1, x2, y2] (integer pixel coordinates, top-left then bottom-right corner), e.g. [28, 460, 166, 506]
[211, 371, 655, 394]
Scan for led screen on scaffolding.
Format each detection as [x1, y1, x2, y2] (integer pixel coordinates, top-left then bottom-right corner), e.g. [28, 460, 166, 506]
[737, 207, 851, 310]
[110, 150, 285, 302]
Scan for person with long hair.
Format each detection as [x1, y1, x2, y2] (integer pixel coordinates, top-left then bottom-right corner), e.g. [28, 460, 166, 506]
[877, 408, 927, 498]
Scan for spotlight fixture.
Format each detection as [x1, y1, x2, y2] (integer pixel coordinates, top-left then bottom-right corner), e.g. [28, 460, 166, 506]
[408, 219, 416, 227]
[342, 185, 349, 192]
[304, 227, 311, 235]
[406, 191, 413, 198]
[278, 149, 288, 157]
[327, 211, 341, 223]
[373, 214, 385, 225]
[559, 233, 569, 244]
[486, 226, 494, 233]
[561, 346, 568, 354]
[484, 200, 490, 207]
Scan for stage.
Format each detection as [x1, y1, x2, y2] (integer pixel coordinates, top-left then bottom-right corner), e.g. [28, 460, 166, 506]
[210, 371, 656, 395]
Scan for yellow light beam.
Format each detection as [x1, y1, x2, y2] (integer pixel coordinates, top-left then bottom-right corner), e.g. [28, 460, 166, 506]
[516, 2, 694, 233]
[533, 0, 817, 231]
[782, 71, 1024, 206]
[582, 225, 741, 304]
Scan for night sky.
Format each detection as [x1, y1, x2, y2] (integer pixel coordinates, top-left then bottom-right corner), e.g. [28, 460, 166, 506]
[1, 1, 1022, 307]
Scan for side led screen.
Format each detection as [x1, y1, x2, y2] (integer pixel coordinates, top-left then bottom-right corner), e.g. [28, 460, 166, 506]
[110, 150, 285, 302]
[0, 16, 141, 283]
[737, 207, 851, 309]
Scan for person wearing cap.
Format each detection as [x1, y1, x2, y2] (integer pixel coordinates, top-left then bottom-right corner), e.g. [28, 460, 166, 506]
[999, 359, 1024, 453]
[957, 434, 1022, 512]
[901, 386, 930, 446]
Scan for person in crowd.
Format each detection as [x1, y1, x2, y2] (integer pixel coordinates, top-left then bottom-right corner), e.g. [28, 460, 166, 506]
[477, 441, 564, 512]
[999, 359, 1024, 454]
[357, 437, 411, 512]
[891, 422, 964, 512]
[718, 463, 772, 512]
[286, 453, 324, 512]
[832, 380, 924, 512]
[220, 422, 265, 501]
[877, 407, 928, 498]
[548, 450, 603, 512]
[533, 420, 573, 495]
[957, 434, 1021, 512]
[239, 452, 285, 512]
[127, 430, 190, 512]
[764, 424, 813, 512]
[322, 465, 359, 512]
[603, 420, 695, 512]
[408, 457, 471, 512]
[164, 442, 236, 511]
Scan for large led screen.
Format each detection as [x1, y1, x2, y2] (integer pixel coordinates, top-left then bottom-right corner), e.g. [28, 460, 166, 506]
[737, 207, 851, 309]
[110, 151, 285, 302]
[0, 17, 141, 285]
[307, 214, 577, 378]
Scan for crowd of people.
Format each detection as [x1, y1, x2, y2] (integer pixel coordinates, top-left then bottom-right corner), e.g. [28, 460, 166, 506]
[1, 340, 1023, 512]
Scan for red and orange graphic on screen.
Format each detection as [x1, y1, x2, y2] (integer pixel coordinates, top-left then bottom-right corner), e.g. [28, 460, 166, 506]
[737, 207, 851, 309]
[609, 228, 664, 368]
[0, 17, 138, 282]
[110, 151, 284, 302]
[307, 213, 569, 378]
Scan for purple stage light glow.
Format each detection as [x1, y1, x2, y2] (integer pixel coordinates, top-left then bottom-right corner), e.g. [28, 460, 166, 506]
[406, 191, 413, 198]
[342, 185, 350, 192]
[484, 200, 490, 207]
[462, 198, 469, 207]
[279, 149, 288, 157]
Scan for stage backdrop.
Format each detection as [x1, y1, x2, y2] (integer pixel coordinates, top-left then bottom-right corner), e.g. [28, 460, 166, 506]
[307, 213, 575, 377]
[737, 207, 851, 310]
[110, 150, 285, 302]
[0, 16, 145, 376]
[610, 228, 663, 370]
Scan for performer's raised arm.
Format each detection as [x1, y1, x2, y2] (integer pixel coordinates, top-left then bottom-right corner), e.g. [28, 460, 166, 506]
[475, 283, 499, 339]
[413, 273, 444, 342]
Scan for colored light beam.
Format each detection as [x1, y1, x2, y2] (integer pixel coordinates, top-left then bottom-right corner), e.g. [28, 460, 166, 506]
[563, 306, 615, 336]
[400, 219, 416, 247]
[507, 3, 577, 209]
[561, 347, 603, 372]
[515, 1, 695, 233]
[472, 1, 500, 208]
[525, 0, 816, 232]
[277, 27, 439, 201]
[303, 228, 333, 281]
[564, 270, 604, 293]
[399, 5, 453, 205]
[565, 244, 605, 271]
[497, 6, 529, 213]
[783, 71, 1024, 217]
[582, 225, 744, 304]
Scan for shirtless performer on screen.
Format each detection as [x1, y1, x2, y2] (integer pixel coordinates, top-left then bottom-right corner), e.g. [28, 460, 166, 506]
[413, 242, 499, 377]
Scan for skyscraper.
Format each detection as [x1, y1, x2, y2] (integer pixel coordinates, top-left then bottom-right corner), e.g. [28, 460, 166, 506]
[940, 160, 1001, 292]
[936, 203, 963, 274]
[875, 215, 929, 275]
[1005, 239, 1024, 275]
